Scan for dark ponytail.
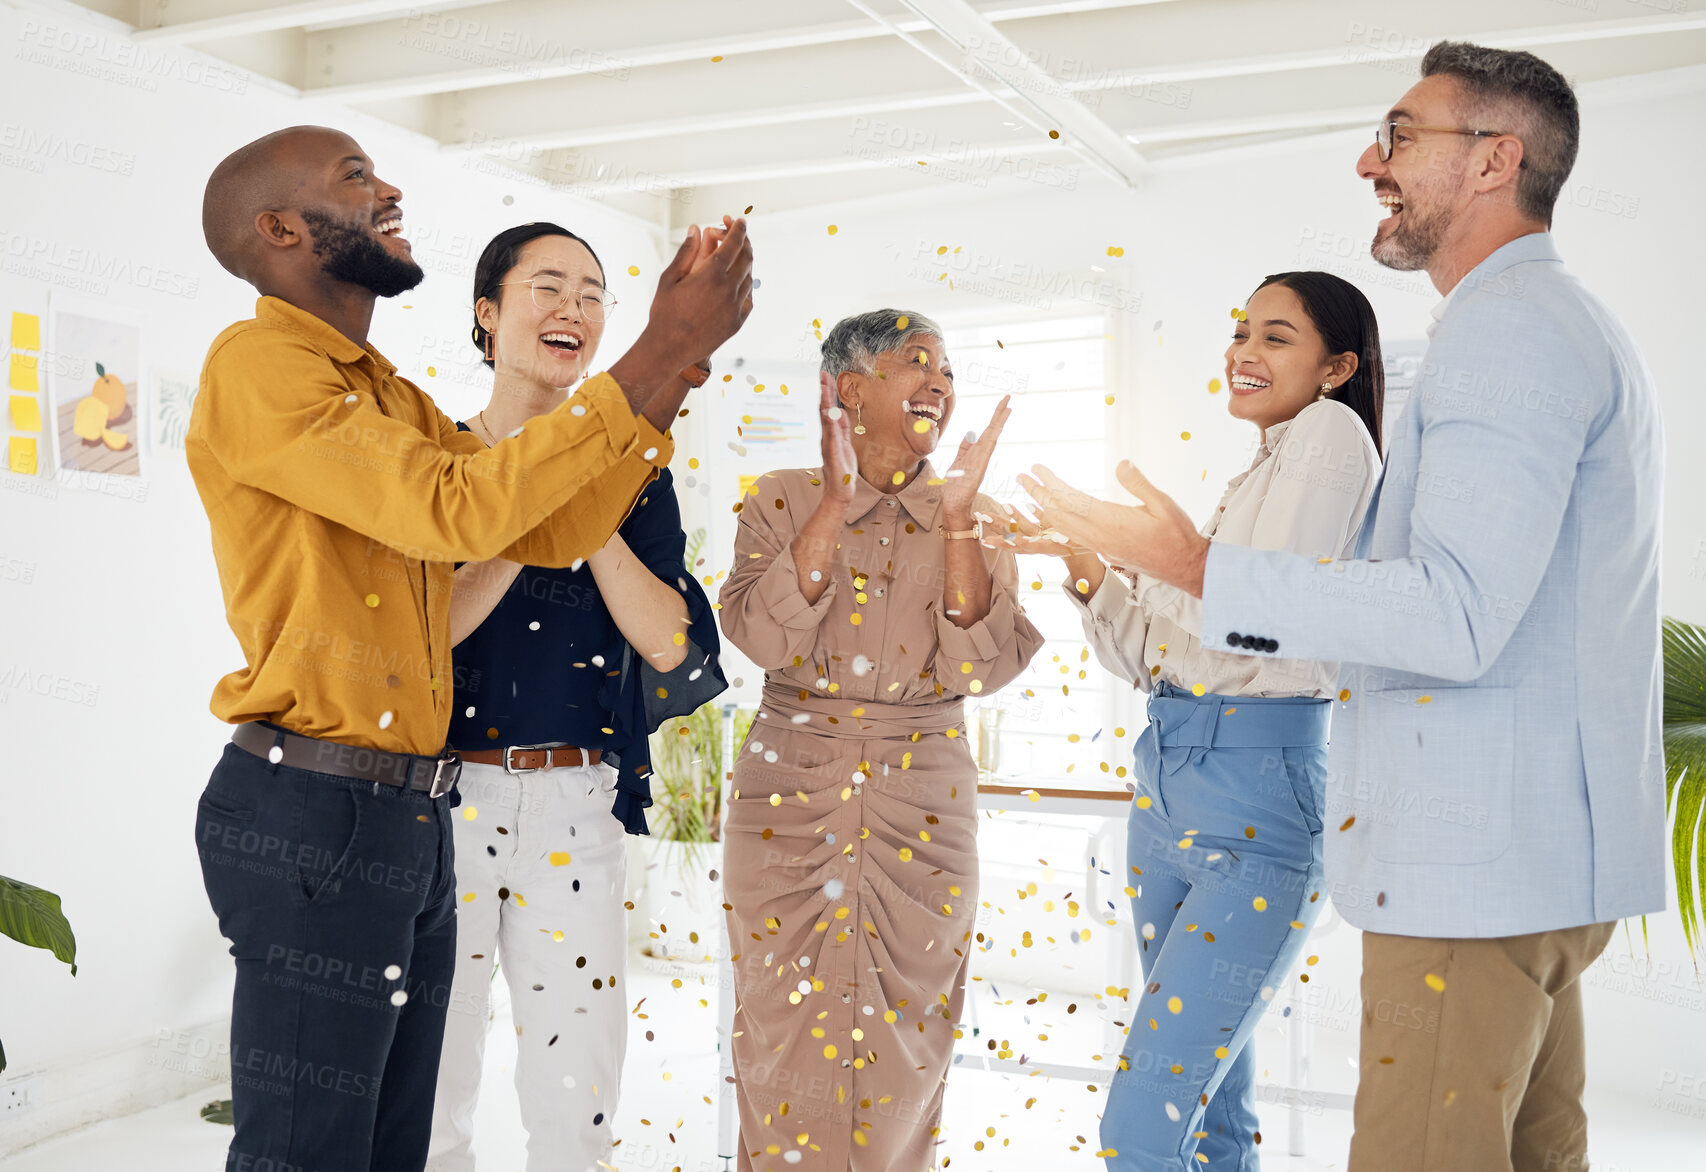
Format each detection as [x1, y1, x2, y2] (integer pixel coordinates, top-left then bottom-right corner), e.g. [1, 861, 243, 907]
[1253, 271, 1385, 454]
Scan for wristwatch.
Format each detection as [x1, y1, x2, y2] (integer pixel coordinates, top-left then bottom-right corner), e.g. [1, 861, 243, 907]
[680, 359, 713, 388]
[939, 520, 982, 541]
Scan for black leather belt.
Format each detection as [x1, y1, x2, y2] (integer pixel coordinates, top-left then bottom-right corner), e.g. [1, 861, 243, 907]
[231, 722, 461, 798]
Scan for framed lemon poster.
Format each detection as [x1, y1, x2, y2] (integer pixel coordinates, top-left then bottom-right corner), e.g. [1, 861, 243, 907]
[47, 298, 144, 480]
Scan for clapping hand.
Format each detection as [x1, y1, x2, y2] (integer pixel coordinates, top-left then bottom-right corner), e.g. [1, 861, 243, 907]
[818, 372, 858, 506]
[1018, 459, 1211, 596]
[940, 395, 1011, 527]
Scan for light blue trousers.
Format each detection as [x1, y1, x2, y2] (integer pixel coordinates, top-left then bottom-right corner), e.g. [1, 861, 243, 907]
[1101, 680, 1331, 1172]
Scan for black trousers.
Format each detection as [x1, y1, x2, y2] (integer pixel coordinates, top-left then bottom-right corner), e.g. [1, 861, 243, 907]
[195, 741, 458, 1172]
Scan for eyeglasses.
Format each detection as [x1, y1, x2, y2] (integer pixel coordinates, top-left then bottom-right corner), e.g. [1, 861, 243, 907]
[498, 278, 617, 321]
[1375, 121, 1525, 168]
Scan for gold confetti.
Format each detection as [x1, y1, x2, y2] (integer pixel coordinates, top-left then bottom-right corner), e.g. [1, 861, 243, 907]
[1167, 996, 1182, 1014]
[1252, 897, 1268, 911]
[548, 852, 571, 866]
[1340, 815, 1357, 831]
[1191, 683, 1205, 696]
[1417, 695, 1433, 704]
[364, 593, 380, 608]
[1425, 973, 1446, 992]
[1048, 129, 1061, 139]
[627, 265, 640, 276]
[1207, 378, 1221, 394]
[1338, 688, 1351, 702]
[1181, 431, 1192, 441]
[827, 225, 838, 236]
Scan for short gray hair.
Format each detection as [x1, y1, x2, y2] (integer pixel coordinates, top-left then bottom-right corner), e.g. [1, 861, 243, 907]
[1420, 41, 1579, 226]
[820, 308, 945, 381]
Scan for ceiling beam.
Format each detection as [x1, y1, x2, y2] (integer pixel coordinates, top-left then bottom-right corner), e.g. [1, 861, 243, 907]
[131, 1, 495, 45]
[403, 0, 1699, 155]
[875, 0, 1147, 185]
[298, 0, 1183, 101]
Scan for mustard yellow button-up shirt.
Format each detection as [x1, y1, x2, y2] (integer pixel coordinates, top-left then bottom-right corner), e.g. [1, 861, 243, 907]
[187, 296, 672, 754]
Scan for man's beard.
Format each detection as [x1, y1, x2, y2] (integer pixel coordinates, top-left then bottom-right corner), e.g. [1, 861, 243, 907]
[1371, 197, 1452, 272]
[300, 207, 424, 297]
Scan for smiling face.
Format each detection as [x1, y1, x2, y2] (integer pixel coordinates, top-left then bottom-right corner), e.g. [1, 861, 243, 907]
[836, 334, 955, 467]
[293, 131, 423, 297]
[1223, 284, 1355, 432]
[477, 235, 606, 392]
[1356, 75, 1485, 273]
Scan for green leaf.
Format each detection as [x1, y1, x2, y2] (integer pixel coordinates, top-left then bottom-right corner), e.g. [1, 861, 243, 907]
[1, 1033, 7, 1075]
[1663, 617, 1706, 963]
[0, 875, 77, 975]
[200, 1099, 234, 1126]
[95, 362, 105, 378]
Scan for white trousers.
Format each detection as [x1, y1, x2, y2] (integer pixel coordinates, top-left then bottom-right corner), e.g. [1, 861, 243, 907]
[426, 759, 630, 1172]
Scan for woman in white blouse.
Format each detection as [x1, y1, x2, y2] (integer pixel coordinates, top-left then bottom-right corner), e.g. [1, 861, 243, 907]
[1000, 272, 1383, 1172]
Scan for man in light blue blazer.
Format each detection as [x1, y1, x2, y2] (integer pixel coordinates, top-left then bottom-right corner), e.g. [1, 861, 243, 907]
[1022, 42, 1664, 1172]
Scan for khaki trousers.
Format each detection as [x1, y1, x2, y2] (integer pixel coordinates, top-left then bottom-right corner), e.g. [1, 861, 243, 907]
[1348, 921, 1616, 1172]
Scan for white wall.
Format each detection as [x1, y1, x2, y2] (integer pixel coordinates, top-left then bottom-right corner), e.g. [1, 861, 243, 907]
[0, 0, 678, 1152]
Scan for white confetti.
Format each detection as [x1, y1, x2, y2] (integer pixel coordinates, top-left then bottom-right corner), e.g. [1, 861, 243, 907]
[384, 964, 402, 980]
[851, 655, 873, 677]
[1164, 1102, 1181, 1122]
[570, 404, 587, 416]
[344, 394, 359, 405]
[465, 706, 476, 718]
[826, 407, 843, 421]
[562, 1074, 576, 1089]
[790, 713, 812, 724]
[529, 621, 541, 631]
[591, 655, 605, 667]
[267, 746, 283, 764]
[824, 877, 845, 899]
[379, 711, 394, 730]
[643, 447, 658, 460]
[390, 990, 409, 1007]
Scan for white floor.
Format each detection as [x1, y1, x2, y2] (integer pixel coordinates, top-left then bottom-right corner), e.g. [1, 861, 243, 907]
[2, 944, 1699, 1171]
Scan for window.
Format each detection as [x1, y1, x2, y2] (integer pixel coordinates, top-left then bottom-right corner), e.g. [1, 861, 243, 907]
[936, 313, 1140, 792]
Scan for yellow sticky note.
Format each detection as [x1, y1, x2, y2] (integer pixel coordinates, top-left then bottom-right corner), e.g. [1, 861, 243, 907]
[8, 436, 36, 475]
[11, 312, 41, 351]
[9, 354, 38, 392]
[9, 394, 42, 432]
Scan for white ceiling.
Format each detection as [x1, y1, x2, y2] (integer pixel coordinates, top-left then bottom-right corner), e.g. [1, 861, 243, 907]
[76, 0, 1706, 222]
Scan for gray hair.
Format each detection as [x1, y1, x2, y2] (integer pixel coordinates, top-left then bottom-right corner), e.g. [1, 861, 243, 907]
[1420, 41, 1579, 226]
[819, 308, 945, 384]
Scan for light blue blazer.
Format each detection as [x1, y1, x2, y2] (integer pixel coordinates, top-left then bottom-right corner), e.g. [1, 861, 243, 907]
[1201, 233, 1666, 938]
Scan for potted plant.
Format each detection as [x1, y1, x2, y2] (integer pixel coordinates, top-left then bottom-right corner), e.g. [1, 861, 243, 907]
[0, 875, 77, 1074]
[635, 700, 752, 962]
[1664, 617, 1706, 959]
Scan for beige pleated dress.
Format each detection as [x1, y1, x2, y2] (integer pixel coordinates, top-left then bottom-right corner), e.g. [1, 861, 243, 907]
[717, 464, 1044, 1171]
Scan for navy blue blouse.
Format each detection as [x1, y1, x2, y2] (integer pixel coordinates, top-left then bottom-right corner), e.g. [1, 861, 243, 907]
[448, 425, 725, 834]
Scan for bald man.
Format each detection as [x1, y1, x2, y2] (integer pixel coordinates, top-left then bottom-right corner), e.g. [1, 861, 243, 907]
[189, 126, 752, 1172]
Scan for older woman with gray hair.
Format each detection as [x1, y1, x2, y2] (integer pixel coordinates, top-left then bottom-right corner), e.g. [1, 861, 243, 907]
[718, 309, 1043, 1169]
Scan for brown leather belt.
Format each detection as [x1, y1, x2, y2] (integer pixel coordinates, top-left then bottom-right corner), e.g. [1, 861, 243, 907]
[456, 745, 601, 774]
[231, 721, 461, 798]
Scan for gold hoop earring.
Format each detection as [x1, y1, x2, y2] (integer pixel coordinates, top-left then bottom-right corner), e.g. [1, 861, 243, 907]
[1316, 381, 1332, 400]
[853, 406, 866, 436]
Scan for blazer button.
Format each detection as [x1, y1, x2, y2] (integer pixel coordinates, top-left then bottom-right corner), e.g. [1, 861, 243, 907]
[1226, 632, 1241, 647]
[1240, 635, 1257, 650]
[1264, 639, 1279, 653]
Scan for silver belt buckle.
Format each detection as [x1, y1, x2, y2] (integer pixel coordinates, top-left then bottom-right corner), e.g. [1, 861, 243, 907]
[503, 745, 543, 776]
[429, 753, 461, 798]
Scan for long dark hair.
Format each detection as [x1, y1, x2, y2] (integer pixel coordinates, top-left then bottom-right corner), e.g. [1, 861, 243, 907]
[1252, 271, 1384, 454]
[471, 221, 605, 369]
